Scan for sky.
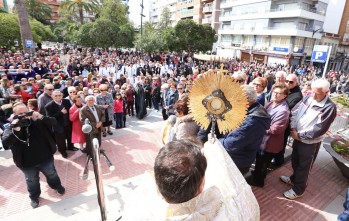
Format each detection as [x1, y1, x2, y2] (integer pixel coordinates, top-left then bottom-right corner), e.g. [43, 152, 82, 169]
[6, 0, 150, 26]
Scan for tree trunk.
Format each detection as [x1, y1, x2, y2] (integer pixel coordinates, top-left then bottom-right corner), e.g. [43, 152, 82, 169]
[79, 7, 84, 24]
[14, 0, 33, 54]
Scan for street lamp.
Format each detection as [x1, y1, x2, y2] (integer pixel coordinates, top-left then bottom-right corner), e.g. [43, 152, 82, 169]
[312, 28, 324, 38]
[140, 0, 146, 37]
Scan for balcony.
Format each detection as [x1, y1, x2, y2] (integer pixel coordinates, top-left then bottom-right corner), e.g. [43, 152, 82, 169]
[203, 6, 213, 13]
[180, 8, 194, 15]
[218, 26, 321, 39]
[202, 17, 212, 24]
[341, 38, 349, 45]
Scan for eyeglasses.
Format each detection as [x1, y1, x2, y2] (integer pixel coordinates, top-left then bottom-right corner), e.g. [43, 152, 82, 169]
[273, 91, 284, 95]
[177, 88, 183, 90]
[100, 89, 107, 92]
[235, 79, 243, 83]
[54, 95, 62, 97]
[47, 88, 54, 91]
[285, 80, 294, 84]
[253, 83, 262, 87]
[69, 91, 76, 93]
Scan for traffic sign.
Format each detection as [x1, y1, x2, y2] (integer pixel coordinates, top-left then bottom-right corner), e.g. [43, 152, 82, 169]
[25, 39, 34, 48]
[311, 45, 328, 63]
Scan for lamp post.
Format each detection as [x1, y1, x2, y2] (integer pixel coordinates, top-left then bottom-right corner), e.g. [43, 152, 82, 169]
[140, 0, 146, 37]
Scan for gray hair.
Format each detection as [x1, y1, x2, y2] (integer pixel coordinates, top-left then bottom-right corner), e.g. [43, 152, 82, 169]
[242, 85, 257, 103]
[167, 115, 177, 126]
[68, 86, 76, 92]
[311, 78, 330, 92]
[276, 71, 287, 79]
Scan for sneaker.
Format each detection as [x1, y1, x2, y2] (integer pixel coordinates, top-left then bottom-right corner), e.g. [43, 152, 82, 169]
[283, 189, 303, 200]
[56, 186, 65, 196]
[30, 199, 40, 208]
[280, 176, 293, 185]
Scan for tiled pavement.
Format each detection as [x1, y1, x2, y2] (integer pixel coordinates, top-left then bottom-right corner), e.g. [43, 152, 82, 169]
[1, 109, 348, 221]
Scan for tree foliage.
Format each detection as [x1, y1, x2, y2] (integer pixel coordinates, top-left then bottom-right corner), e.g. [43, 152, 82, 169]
[98, 0, 129, 26]
[59, 0, 99, 24]
[0, 13, 56, 48]
[158, 7, 172, 30]
[175, 19, 217, 53]
[24, 0, 52, 24]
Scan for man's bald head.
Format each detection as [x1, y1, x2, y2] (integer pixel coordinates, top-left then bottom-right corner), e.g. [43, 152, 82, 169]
[285, 74, 298, 89]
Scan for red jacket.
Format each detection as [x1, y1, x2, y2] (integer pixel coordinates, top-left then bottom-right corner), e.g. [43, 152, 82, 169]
[113, 99, 123, 113]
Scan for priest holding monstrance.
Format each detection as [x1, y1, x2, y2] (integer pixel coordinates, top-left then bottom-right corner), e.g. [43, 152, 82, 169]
[122, 71, 260, 220]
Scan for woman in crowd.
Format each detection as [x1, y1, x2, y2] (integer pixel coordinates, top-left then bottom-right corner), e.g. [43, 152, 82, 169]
[69, 95, 85, 149]
[113, 92, 124, 129]
[125, 84, 135, 116]
[164, 82, 178, 118]
[0, 79, 14, 104]
[27, 98, 38, 111]
[144, 77, 152, 109]
[96, 84, 114, 137]
[252, 77, 268, 106]
[173, 95, 200, 140]
[249, 82, 290, 187]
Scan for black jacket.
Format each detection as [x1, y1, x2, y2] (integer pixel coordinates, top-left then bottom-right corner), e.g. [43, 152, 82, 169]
[45, 99, 72, 133]
[2, 117, 57, 168]
[286, 85, 303, 110]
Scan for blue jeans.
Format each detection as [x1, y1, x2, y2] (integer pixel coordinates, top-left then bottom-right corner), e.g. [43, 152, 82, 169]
[20, 157, 62, 201]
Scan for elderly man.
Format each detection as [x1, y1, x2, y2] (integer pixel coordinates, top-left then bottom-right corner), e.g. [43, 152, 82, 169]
[38, 84, 54, 115]
[266, 71, 287, 102]
[280, 78, 337, 200]
[79, 95, 105, 155]
[45, 90, 77, 158]
[273, 73, 303, 166]
[219, 85, 271, 175]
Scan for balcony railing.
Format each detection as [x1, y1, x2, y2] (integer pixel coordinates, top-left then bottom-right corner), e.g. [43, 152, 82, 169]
[180, 9, 194, 14]
[221, 4, 325, 17]
[203, 6, 213, 13]
[202, 18, 212, 23]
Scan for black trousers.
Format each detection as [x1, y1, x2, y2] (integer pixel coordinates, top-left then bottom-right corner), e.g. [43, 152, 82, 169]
[273, 126, 291, 165]
[55, 127, 73, 154]
[290, 140, 321, 195]
[253, 151, 275, 187]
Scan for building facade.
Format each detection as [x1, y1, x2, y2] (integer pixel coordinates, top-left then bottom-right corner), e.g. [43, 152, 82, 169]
[217, 0, 328, 66]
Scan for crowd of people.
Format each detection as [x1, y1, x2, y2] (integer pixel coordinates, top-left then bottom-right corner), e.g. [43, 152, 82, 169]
[0, 47, 343, 213]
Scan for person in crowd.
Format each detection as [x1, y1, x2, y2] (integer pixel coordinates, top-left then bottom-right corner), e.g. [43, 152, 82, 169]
[65, 86, 77, 105]
[62, 78, 73, 98]
[13, 84, 32, 104]
[232, 71, 247, 85]
[125, 84, 135, 117]
[113, 92, 124, 129]
[121, 90, 127, 127]
[160, 83, 169, 120]
[252, 77, 268, 106]
[45, 90, 77, 158]
[134, 82, 147, 119]
[79, 95, 105, 155]
[144, 77, 152, 109]
[272, 73, 303, 166]
[95, 84, 114, 137]
[176, 83, 186, 99]
[151, 77, 161, 111]
[280, 78, 337, 200]
[27, 98, 38, 112]
[161, 115, 177, 144]
[122, 139, 260, 220]
[266, 70, 287, 102]
[0, 79, 14, 103]
[164, 82, 178, 118]
[249, 83, 290, 187]
[2, 102, 65, 208]
[38, 84, 54, 115]
[69, 95, 85, 150]
[173, 95, 199, 140]
[219, 85, 271, 175]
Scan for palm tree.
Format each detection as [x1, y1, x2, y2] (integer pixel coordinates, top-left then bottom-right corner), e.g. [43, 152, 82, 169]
[14, 0, 33, 53]
[25, 0, 52, 24]
[60, 0, 99, 24]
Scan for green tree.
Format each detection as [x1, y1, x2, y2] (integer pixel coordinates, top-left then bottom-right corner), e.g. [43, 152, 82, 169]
[90, 19, 119, 49]
[60, 0, 99, 24]
[0, 13, 21, 48]
[74, 22, 95, 47]
[52, 18, 80, 42]
[158, 7, 172, 30]
[24, 0, 52, 24]
[174, 19, 217, 53]
[117, 23, 135, 48]
[14, 0, 33, 53]
[135, 22, 165, 52]
[98, 0, 129, 26]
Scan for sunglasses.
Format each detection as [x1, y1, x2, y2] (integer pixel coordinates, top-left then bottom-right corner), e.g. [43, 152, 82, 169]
[235, 79, 244, 83]
[69, 91, 76, 93]
[100, 89, 107, 91]
[286, 80, 294, 84]
[47, 88, 54, 91]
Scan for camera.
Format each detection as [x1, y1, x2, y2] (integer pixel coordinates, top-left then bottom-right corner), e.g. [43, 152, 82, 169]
[12, 111, 33, 127]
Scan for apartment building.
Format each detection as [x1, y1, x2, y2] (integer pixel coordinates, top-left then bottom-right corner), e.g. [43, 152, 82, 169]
[217, 0, 328, 66]
[149, 0, 220, 32]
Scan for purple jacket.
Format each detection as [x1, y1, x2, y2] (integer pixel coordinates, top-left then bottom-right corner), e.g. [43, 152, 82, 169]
[261, 100, 290, 153]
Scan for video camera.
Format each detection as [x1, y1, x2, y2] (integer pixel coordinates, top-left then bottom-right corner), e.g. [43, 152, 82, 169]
[12, 111, 33, 127]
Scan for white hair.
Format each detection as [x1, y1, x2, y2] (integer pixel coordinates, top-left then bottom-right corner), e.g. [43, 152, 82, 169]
[232, 71, 246, 81]
[85, 95, 95, 101]
[276, 71, 287, 78]
[161, 83, 169, 89]
[68, 86, 76, 92]
[242, 85, 257, 103]
[311, 78, 330, 92]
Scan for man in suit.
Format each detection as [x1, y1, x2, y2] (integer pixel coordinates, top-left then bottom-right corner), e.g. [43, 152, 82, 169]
[79, 95, 105, 155]
[45, 90, 78, 158]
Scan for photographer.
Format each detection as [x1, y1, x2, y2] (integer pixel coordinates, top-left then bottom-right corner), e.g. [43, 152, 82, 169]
[1, 102, 65, 209]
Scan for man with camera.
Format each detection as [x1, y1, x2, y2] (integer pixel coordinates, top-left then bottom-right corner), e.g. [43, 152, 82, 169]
[45, 90, 78, 158]
[1, 102, 65, 209]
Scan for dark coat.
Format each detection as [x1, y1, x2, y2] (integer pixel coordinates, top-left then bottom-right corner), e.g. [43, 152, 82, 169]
[219, 102, 271, 169]
[2, 116, 57, 168]
[286, 85, 303, 110]
[45, 99, 72, 133]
